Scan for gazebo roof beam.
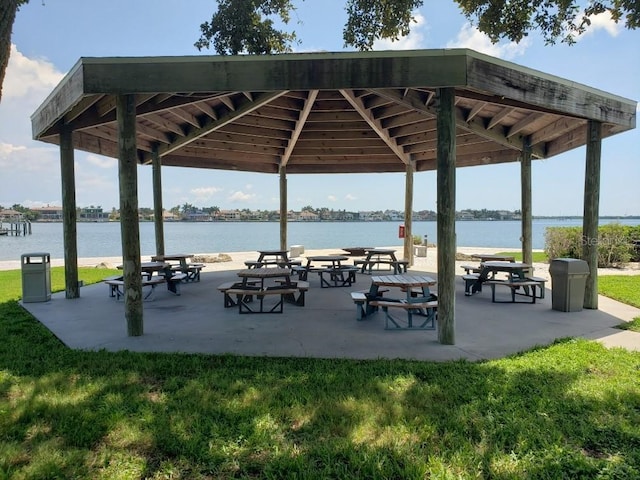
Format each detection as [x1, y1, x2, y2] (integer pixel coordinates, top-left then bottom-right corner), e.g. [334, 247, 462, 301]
[339, 89, 410, 165]
[149, 91, 289, 160]
[170, 107, 202, 128]
[136, 123, 172, 144]
[372, 88, 545, 158]
[281, 90, 319, 167]
[466, 101, 487, 122]
[506, 112, 543, 138]
[487, 107, 516, 130]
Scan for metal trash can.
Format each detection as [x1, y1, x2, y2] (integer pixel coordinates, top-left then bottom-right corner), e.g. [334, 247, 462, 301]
[21, 252, 51, 303]
[414, 245, 427, 257]
[549, 258, 590, 312]
[414, 235, 428, 257]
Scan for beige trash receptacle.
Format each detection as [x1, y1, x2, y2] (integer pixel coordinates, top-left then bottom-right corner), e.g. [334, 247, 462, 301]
[290, 245, 304, 257]
[414, 245, 427, 257]
[549, 258, 589, 312]
[21, 252, 51, 303]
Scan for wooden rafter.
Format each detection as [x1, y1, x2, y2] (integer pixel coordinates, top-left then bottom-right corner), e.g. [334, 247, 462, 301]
[148, 91, 289, 161]
[506, 112, 543, 138]
[281, 90, 319, 167]
[487, 107, 516, 130]
[339, 89, 410, 164]
[372, 88, 546, 158]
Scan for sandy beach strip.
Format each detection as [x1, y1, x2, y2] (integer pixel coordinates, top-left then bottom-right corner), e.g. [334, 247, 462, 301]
[1, 246, 636, 281]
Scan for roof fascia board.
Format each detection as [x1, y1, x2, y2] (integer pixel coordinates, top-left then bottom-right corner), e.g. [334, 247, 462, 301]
[77, 49, 469, 94]
[465, 51, 636, 128]
[31, 59, 85, 139]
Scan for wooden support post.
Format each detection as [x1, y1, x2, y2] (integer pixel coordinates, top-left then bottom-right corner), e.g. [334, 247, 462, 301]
[117, 95, 144, 336]
[279, 165, 287, 251]
[403, 161, 414, 265]
[520, 138, 533, 267]
[60, 125, 79, 299]
[152, 147, 165, 257]
[583, 120, 602, 310]
[436, 87, 456, 345]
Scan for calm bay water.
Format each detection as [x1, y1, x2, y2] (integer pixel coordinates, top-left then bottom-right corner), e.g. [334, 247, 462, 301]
[1, 219, 638, 261]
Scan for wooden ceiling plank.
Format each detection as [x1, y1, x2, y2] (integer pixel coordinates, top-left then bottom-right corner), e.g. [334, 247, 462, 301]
[487, 107, 516, 130]
[218, 123, 291, 140]
[63, 95, 103, 124]
[506, 112, 543, 138]
[170, 107, 202, 128]
[281, 90, 319, 167]
[220, 96, 236, 111]
[144, 113, 185, 136]
[545, 126, 588, 157]
[136, 122, 172, 144]
[154, 91, 289, 158]
[372, 88, 545, 158]
[193, 101, 218, 120]
[201, 131, 288, 148]
[339, 89, 410, 164]
[466, 101, 487, 122]
[529, 117, 585, 145]
[252, 105, 301, 121]
[299, 130, 380, 140]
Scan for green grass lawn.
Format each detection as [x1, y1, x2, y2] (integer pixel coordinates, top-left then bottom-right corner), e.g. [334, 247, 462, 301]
[496, 251, 549, 263]
[1, 268, 639, 478]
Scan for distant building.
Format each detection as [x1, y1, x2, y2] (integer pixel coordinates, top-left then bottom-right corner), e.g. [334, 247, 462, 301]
[0, 209, 23, 220]
[79, 206, 109, 221]
[31, 206, 63, 221]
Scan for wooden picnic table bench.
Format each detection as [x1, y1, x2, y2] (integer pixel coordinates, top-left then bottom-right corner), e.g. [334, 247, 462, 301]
[104, 273, 188, 300]
[484, 279, 541, 304]
[225, 286, 298, 313]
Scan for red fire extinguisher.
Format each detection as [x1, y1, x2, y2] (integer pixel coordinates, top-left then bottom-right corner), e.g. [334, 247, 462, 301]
[398, 224, 405, 238]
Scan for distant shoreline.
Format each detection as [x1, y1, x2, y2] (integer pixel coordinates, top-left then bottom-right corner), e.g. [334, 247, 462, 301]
[23, 216, 640, 224]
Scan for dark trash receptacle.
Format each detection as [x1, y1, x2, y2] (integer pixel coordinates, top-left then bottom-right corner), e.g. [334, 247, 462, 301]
[21, 253, 51, 303]
[549, 258, 590, 312]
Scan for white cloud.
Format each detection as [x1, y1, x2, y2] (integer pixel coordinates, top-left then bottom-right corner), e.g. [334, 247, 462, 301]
[345, 193, 357, 201]
[228, 190, 256, 202]
[0, 142, 26, 156]
[446, 23, 530, 60]
[373, 13, 427, 50]
[190, 186, 222, 202]
[578, 12, 622, 39]
[0, 142, 27, 167]
[3, 44, 64, 101]
[86, 154, 117, 169]
[327, 195, 337, 202]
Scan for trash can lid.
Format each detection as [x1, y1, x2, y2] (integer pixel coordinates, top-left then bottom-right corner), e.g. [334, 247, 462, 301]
[21, 252, 50, 257]
[549, 258, 590, 274]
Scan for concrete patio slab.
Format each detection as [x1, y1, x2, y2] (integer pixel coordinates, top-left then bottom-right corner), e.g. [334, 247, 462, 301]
[19, 265, 640, 362]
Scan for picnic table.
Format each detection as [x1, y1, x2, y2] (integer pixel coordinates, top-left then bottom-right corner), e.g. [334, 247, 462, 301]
[463, 261, 541, 301]
[367, 274, 438, 329]
[244, 249, 301, 269]
[354, 248, 408, 274]
[470, 253, 516, 263]
[151, 253, 204, 281]
[228, 267, 301, 313]
[113, 261, 187, 296]
[296, 255, 358, 287]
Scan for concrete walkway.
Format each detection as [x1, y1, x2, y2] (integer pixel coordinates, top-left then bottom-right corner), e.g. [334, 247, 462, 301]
[18, 249, 640, 361]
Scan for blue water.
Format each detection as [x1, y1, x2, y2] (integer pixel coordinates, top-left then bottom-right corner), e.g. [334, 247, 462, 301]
[1, 219, 638, 261]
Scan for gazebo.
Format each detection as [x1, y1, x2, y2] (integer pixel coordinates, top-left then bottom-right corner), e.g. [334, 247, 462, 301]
[31, 49, 637, 343]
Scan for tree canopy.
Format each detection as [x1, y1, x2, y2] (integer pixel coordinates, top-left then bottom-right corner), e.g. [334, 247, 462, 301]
[1, 1, 637, 102]
[195, 0, 639, 55]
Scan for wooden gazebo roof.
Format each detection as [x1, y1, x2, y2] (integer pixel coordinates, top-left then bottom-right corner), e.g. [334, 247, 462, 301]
[31, 49, 636, 174]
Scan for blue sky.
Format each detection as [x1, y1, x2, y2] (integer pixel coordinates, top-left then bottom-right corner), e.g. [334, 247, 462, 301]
[1, 0, 638, 216]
